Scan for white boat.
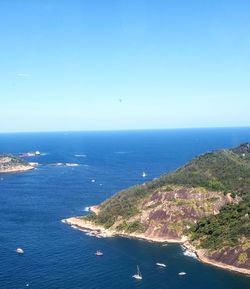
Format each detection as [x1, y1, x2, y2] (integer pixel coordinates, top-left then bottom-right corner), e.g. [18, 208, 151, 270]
[95, 250, 103, 256]
[65, 163, 79, 167]
[178, 272, 186, 275]
[142, 172, 146, 177]
[132, 265, 142, 280]
[156, 262, 166, 267]
[16, 248, 24, 254]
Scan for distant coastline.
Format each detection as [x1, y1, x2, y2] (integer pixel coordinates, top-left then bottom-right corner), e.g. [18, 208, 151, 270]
[0, 165, 34, 173]
[0, 155, 34, 173]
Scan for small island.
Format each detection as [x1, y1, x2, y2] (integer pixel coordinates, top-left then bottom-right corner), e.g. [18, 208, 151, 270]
[64, 143, 250, 275]
[0, 154, 34, 173]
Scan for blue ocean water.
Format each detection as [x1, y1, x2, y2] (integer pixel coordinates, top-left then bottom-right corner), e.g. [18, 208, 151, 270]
[0, 128, 250, 289]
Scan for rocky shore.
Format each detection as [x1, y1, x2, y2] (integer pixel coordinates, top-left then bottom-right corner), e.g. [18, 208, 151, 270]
[0, 165, 34, 173]
[64, 144, 250, 276]
[63, 213, 250, 276]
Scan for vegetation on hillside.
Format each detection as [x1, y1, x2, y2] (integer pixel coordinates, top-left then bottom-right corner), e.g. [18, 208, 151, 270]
[190, 201, 250, 250]
[164, 144, 250, 199]
[89, 143, 250, 231]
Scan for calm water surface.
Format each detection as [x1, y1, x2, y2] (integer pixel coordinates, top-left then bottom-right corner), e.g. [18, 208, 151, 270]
[0, 128, 250, 289]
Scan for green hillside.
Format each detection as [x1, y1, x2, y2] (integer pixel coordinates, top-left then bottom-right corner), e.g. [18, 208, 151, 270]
[89, 143, 250, 229]
[83, 143, 250, 268]
[164, 143, 250, 198]
[190, 201, 250, 250]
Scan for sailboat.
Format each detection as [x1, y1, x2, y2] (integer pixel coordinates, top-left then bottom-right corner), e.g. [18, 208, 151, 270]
[132, 265, 142, 280]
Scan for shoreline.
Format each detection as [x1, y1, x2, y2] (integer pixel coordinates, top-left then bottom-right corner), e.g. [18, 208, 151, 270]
[196, 249, 250, 276]
[63, 216, 250, 276]
[0, 165, 34, 173]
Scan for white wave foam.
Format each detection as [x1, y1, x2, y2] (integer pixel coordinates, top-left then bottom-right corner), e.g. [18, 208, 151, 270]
[83, 207, 90, 212]
[183, 249, 197, 259]
[71, 225, 79, 230]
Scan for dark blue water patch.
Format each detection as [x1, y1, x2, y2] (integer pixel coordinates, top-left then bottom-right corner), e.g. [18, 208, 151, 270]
[0, 128, 250, 289]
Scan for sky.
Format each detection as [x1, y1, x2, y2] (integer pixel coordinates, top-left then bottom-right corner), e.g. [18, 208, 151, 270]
[0, 0, 250, 132]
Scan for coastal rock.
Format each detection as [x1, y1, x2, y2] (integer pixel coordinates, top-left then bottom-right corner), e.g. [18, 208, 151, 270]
[0, 154, 34, 173]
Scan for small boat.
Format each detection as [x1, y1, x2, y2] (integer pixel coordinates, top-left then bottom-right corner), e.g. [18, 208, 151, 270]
[65, 163, 79, 167]
[16, 248, 24, 254]
[178, 272, 186, 275]
[156, 262, 166, 267]
[95, 250, 103, 256]
[142, 172, 146, 177]
[132, 265, 142, 280]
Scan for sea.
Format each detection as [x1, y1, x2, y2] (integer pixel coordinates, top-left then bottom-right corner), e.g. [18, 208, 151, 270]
[0, 128, 250, 289]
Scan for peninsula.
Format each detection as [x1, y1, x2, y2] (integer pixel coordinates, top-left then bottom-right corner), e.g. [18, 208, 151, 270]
[64, 143, 250, 275]
[0, 154, 34, 173]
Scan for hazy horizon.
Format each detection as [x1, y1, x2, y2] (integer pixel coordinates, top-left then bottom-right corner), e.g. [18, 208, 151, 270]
[1, 125, 250, 135]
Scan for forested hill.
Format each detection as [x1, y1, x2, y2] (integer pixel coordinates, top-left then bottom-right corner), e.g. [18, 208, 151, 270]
[164, 142, 250, 198]
[84, 144, 250, 270]
[92, 143, 250, 228]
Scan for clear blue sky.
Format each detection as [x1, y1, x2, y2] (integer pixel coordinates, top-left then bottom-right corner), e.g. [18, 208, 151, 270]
[1, 0, 250, 132]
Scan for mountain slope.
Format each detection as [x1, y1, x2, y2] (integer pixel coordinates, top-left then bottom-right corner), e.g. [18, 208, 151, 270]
[67, 143, 250, 274]
[90, 144, 250, 228]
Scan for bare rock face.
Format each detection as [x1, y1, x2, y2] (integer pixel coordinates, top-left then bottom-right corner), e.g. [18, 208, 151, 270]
[207, 246, 250, 270]
[76, 143, 250, 274]
[112, 185, 233, 241]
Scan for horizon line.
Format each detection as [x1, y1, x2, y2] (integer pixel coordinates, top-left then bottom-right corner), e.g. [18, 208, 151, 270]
[0, 125, 250, 134]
